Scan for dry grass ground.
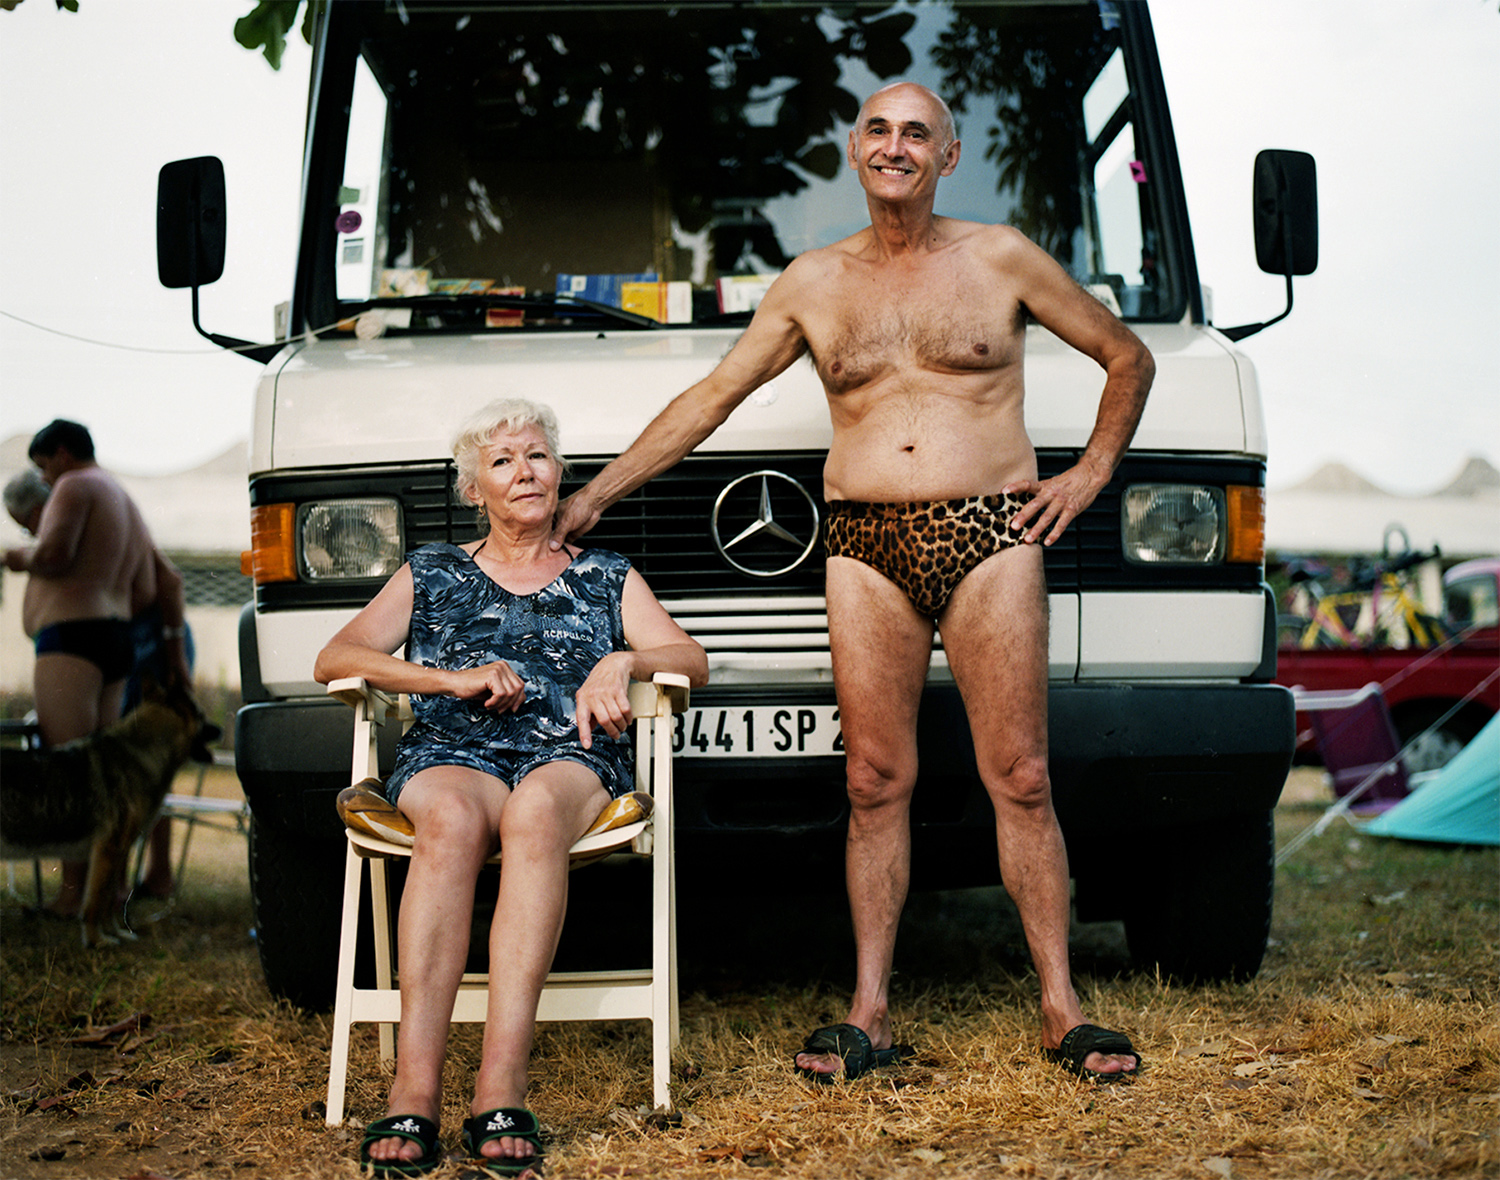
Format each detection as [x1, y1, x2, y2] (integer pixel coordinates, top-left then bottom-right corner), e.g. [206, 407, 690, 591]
[2, 767, 1496, 1180]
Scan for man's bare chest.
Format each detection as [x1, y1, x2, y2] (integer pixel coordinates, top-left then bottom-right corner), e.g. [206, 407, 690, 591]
[804, 268, 1024, 393]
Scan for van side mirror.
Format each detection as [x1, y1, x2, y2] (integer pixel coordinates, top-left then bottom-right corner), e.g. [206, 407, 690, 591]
[155, 156, 279, 363]
[157, 156, 227, 289]
[1253, 149, 1318, 277]
[1218, 149, 1319, 342]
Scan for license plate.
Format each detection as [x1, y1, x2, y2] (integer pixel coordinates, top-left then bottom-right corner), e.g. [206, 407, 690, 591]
[669, 706, 843, 758]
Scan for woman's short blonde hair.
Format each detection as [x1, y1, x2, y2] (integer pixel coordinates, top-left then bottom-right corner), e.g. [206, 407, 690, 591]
[451, 398, 570, 509]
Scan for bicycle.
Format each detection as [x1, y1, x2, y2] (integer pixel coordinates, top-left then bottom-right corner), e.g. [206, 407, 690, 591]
[1281, 532, 1450, 650]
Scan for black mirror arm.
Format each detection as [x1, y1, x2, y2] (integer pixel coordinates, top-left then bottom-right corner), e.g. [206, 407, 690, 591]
[191, 285, 283, 364]
[1218, 271, 1293, 343]
[1218, 196, 1296, 343]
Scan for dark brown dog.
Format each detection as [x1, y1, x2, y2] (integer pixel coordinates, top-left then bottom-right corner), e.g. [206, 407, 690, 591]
[1, 679, 220, 946]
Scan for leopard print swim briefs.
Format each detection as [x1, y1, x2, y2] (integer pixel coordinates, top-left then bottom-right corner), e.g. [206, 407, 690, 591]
[823, 492, 1034, 619]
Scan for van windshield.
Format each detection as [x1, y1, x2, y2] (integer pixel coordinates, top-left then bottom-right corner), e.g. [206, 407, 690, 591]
[314, 1, 1180, 330]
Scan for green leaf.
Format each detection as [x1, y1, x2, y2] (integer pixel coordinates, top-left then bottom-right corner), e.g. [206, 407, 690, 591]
[233, 0, 303, 71]
[300, 0, 322, 47]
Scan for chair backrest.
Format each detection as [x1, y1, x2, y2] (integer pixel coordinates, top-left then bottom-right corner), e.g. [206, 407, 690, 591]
[1292, 683, 1410, 812]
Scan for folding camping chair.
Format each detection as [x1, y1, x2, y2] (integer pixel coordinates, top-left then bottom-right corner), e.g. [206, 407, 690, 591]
[323, 672, 689, 1126]
[1293, 682, 1411, 814]
[0, 717, 45, 904]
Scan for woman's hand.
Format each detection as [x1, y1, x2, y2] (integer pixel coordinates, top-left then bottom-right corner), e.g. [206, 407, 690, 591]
[445, 661, 527, 714]
[574, 651, 635, 748]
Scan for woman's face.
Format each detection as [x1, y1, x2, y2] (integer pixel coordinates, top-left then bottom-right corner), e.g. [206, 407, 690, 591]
[466, 423, 562, 528]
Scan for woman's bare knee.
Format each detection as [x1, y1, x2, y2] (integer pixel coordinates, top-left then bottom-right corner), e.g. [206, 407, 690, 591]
[497, 790, 567, 849]
[405, 790, 492, 858]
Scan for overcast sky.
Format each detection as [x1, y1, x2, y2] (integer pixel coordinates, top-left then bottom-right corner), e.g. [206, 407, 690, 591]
[1, 0, 1497, 496]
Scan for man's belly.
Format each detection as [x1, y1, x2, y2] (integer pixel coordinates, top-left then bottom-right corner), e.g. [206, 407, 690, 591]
[822, 380, 1036, 502]
[823, 436, 1038, 502]
[21, 582, 131, 638]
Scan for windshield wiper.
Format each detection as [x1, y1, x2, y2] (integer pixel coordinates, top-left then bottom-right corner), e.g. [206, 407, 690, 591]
[367, 291, 661, 330]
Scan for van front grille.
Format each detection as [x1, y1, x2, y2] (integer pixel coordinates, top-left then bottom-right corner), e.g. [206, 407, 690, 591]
[249, 451, 1260, 611]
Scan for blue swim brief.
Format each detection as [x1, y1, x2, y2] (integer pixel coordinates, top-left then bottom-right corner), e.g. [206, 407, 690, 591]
[34, 617, 135, 683]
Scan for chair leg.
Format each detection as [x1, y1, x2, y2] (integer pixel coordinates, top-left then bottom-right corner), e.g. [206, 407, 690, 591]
[669, 842, 680, 1049]
[326, 844, 365, 1126]
[651, 709, 677, 1110]
[369, 856, 397, 1067]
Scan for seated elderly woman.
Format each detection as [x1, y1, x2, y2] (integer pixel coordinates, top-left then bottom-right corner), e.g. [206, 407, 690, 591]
[314, 398, 707, 1178]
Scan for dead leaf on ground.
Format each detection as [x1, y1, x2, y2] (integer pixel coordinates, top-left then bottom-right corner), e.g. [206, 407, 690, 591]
[1444, 1060, 1482, 1085]
[1202, 1155, 1234, 1178]
[1178, 1041, 1231, 1058]
[67, 1012, 152, 1047]
[1362, 1051, 1391, 1074]
[1352, 1086, 1388, 1101]
[910, 1146, 946, 1163]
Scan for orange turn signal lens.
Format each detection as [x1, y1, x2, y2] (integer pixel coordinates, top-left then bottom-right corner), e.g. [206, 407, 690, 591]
[1226, 485, 1266, 565]
[248, 502, 297, 584]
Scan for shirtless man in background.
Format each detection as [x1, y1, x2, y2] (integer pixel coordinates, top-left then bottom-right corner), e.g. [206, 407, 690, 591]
[554, 82, 1154, 1081]
[4, 419, 173, 915]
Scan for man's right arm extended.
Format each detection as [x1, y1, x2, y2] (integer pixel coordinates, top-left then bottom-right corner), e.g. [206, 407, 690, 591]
[551, 274, 811, 547]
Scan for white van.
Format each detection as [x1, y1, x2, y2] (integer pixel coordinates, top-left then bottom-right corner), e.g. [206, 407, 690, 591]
[159, 0, 1314, 1009]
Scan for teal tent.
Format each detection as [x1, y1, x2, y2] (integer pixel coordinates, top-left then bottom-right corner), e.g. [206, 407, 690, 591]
[1364, 715, 1500, 846]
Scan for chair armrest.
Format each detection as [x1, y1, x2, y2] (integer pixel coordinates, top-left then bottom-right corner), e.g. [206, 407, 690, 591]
[327, 676, 397, 716]
[328, 677, 410, 785]
[628, 672, 691, 718]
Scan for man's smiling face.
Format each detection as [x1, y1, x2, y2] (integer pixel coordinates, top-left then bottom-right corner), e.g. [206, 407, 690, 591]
[847, 82, 960, 205]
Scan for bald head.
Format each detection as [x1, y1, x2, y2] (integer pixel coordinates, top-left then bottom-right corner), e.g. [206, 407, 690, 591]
[857, 82, 956, 152]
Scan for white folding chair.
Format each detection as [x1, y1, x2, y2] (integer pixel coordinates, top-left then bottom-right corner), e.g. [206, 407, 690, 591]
[323, 672, 689, 1125]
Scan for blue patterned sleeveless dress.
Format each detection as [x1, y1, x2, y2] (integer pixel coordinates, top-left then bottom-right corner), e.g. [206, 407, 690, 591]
[382, 543, 635, 805]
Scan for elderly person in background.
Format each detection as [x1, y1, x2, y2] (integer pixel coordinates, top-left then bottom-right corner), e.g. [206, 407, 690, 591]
[4, 468, 50, 535]
[4, 420, 192, 916]
[5, 464, 192, 902]
[315, 398, 707, 1178]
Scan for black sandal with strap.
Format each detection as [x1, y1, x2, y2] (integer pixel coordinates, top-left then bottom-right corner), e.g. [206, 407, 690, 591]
[358, 1114, 443, 1177]
[1044, 1023, 1142, 1083]
[794, 1023, 914, 1084]
[461, 1107, 544, 1177]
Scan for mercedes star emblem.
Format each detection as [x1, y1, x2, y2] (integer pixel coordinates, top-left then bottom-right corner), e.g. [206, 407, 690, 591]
[710, 470, 820, 578]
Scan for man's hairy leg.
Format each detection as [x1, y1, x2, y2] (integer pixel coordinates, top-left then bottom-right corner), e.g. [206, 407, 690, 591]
[794, 558, 933, 1076]
[940, 547, 1136, 1076]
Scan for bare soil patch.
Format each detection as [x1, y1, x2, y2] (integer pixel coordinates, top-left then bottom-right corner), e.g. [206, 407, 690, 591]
[2, 767, 1496, 1179]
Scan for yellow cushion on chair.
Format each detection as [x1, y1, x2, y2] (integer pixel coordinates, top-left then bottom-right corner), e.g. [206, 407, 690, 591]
[335, 782, 653, 849]
[583, 791, 654, 836]
[337, 781, 416, 844]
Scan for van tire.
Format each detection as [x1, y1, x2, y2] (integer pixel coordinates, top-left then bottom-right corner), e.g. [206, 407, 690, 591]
[249, 818, 346, 1011]
[1121, 809, 1275, 983]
